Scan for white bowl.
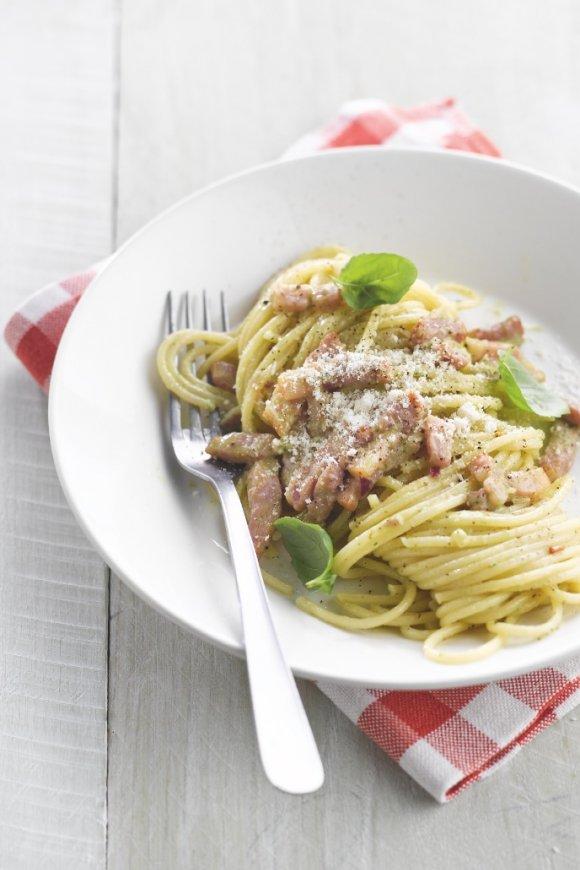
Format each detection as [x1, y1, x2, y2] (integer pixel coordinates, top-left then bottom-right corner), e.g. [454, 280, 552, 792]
[49, 147, 580, 689]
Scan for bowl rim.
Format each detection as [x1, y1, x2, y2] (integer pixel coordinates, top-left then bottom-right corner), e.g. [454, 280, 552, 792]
[48, 145, 580, 688]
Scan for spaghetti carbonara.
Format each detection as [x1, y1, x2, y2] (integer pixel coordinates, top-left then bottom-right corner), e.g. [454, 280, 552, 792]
[157, 246, 580, 664]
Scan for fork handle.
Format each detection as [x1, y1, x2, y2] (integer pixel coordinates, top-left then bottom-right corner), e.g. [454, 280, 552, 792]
[215, 479, 324, 794]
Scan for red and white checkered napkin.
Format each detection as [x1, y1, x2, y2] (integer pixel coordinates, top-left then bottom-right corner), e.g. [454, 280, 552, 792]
[5, 97, 580, 801]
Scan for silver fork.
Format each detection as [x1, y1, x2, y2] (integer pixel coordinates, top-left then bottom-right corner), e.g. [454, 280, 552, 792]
[165, 290, 324, 794]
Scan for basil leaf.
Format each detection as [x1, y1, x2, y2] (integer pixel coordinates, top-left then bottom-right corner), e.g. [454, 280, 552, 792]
[499, 352, 569, 419]
[274, 517, 336, 594]
[336, 253, 418, 310]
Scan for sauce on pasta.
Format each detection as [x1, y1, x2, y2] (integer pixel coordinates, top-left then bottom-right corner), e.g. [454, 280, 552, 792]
[157, 247, 580, 664]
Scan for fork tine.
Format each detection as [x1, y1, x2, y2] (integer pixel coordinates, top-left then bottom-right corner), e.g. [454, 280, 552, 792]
[184, 291, 192, 329]
[166, 292, 182, 437]
[220, 290, 229, 331]
[200, 290, 221, 437]
[202, 289, 211, 331]
[166, 290, 176, 333]
[184, 291, 204, 439]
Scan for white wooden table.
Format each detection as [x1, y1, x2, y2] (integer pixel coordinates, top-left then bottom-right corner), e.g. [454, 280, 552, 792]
[2, 2, 580, 867]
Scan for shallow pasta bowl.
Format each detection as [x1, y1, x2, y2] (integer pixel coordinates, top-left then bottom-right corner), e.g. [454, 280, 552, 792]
[49, 147, 580, 689]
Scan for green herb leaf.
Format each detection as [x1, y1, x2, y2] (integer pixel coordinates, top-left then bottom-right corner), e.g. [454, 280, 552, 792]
[336, 252, 418, 310]
[274, 517, 336, 594]
[499, 352, 569, 419]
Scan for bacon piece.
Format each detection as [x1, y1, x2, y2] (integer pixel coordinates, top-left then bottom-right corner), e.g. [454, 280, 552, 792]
[262, 398, 302, 437]
[379, 391, 425, 435]
[303, 332, 391, 391]
[353, 425, 376, 445]
[483, 469, 510, 508]
[465, 337, 503, 362]
[469, 315, 524, 344]
[284, 447, 335, 513]
[304, 331, 344, 365]
[468, 453, 494, 483]
[348, 431, 421, 482]
[540, 422, 578, 481]
[466, 337, 545, 381]
[285, 465, 316, 512]
[263, 369, 312, 436]
[466, 488, 489, 510]
[424, 415, 455, 469]
[311, 283, 343, 311]
[468, 457, 549, 509]
[271, 283, 312, 312]
[321, 355, 392, 391]
[285, 433, 365, 512]
[431, 338, 471, 370]
[280, 451, 297, 489]
[336, 398, 424, 509]
[262, 387, 304, 437]
[336, 475, 363, 511]
[206, 433, 277, 463]
[566, 404, 580, 426]
[305, 394, 332, 438]
[506, 467, 550, 499]
[209, 361, 237, 391]
[467, 454, 510, 507]
[270, 282, 343, 314]
[337, 475, 374, 512]
[274, 370, 312, 401]
[410, 315, 467, 347]
[303, 457, 344, 523]
[246, 458, 282, 555]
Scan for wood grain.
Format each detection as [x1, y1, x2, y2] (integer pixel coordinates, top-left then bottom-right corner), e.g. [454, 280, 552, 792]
[0, 3, 115, 867]
[5, 0, 580, 866]
[108, 582, 580, 870]
[107, 1, 580, 868]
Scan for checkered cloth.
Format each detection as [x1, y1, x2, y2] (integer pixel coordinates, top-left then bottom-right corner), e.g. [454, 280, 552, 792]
[5, 98, 580, 801]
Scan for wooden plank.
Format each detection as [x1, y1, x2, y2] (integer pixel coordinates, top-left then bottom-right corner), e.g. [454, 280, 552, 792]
[109, 0, 580, 866]
[108, 582, 580, 870]
[0, 3, 116, 867]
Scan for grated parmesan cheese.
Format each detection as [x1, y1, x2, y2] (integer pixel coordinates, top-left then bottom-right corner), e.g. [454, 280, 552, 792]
[276, 315, 506, 482]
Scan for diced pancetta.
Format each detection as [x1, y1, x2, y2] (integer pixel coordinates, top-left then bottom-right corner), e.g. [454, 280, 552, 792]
[466, 489, 489, 510]
[483, 469, 510, 508]
[206, 433, 277, 463]
[336, 475, 363, 511]
[348, 431, 421, 483]
[311, 283, 343, 311]
[379, 391, 425, 435]
[431, 338, 471, 370]
[270, 283, 312, 312]
[424, 415, 455, 469]
[303, 457, 344, 523]
[274, 370, 312, 401]
[410, 315, 467, 347]
[465, 337, 504, 362]
[209, 360, 237, 391]
[506, 467, 550, 499]
[270, 282, 343, 314]
[468, 453, 494, 483]
[321, 356, 392, 391]
[246, 458, 282, 554]
[469, 315, 524, 344]
[540, 422, 578, 481]
[262, 388, 303, 437]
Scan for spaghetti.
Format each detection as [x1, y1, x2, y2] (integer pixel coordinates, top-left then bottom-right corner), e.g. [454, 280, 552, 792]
[157, 247, 580, 663]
